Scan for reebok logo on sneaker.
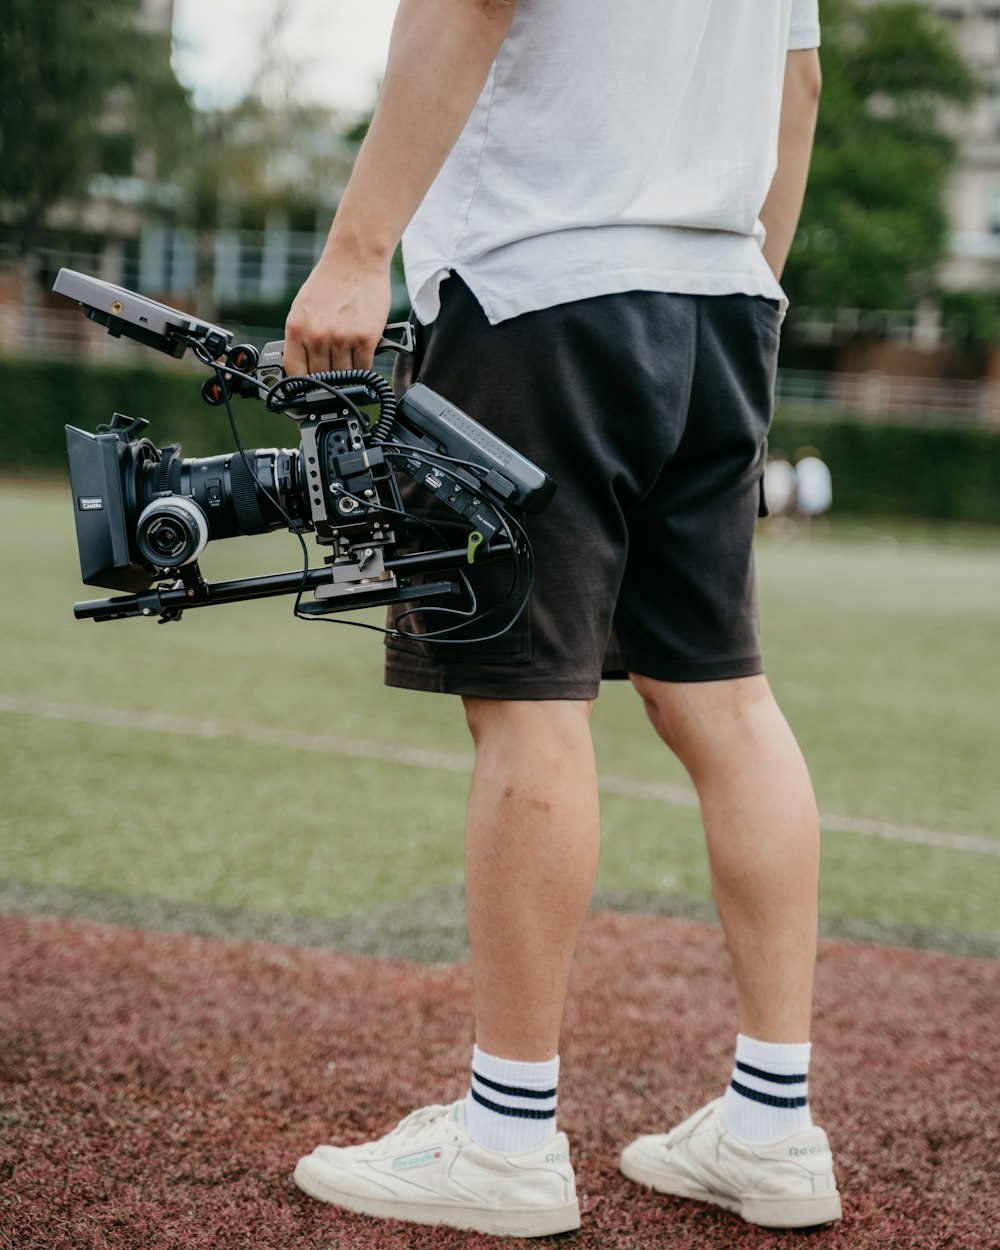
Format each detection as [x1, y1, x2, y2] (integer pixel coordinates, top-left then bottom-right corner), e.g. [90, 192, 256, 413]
[788, 1144, 828, 1157]
[393, 1149, 443, 1170]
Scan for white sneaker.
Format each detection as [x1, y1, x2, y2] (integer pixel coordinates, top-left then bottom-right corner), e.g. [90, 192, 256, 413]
[620, 1097, 842, 1228]
[294, 1101, 581, 1237]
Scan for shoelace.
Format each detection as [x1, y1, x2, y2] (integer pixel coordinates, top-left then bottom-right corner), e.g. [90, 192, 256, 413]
[386, 1104, 455, 1138]
[355, 1103, 460, 1158]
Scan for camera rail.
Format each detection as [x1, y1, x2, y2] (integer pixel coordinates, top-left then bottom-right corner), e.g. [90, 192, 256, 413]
[73, 541, 515, 623]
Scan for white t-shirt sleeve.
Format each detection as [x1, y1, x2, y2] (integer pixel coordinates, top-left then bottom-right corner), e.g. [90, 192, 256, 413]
[788, 0, 821, 49]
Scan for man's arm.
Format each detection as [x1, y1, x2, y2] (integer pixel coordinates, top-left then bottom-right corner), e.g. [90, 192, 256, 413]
[759, 48, 822, 281]
[284, 0, 516, 375]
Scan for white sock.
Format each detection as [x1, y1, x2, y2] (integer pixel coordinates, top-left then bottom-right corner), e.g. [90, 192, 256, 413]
[721, 1033, 813, 1143]
[464, 1044, 560, 1154]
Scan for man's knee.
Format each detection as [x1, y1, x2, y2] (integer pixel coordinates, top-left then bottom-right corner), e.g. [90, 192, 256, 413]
[462, 696, 593, 750]
[629, 672, 775, 764]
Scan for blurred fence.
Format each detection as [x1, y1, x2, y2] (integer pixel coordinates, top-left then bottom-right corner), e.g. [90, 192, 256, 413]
[0, 306, 283, 366]
[6, 305, 1000, 430]
[776, 368, 1000, 428]
[3, 353, 1000, 522]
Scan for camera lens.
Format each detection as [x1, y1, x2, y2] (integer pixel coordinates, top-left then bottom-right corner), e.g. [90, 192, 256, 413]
[135, 497, 209, 569]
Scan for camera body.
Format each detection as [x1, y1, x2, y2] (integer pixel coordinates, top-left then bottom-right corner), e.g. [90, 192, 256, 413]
[54, 270, 555, 630]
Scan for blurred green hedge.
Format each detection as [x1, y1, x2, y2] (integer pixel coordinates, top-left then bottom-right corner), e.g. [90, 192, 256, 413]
[0, 356, 296, 471]
[769, 410, 1000, 523]
[3, 356, 999, 522]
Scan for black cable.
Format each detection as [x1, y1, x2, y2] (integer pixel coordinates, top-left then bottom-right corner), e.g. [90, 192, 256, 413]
[267, 369, 396, 440]
[308, 477, 534, 644]
[259, 366, 535, 641]
[173, 333, 318, 612]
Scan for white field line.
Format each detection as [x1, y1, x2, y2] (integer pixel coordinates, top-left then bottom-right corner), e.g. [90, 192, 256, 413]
[2, 695, 997, 858]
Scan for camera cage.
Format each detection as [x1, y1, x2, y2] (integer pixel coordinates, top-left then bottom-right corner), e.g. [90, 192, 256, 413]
[54, 270, 555, 635]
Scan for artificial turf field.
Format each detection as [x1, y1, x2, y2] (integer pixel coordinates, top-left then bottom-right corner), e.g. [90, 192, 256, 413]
[1, 482, 999, 1248]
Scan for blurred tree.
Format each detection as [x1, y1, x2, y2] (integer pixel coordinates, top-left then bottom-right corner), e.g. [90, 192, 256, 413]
[938, 287, 1000, 349]
[175, 0, 359, 316]
[344, 112, 373, 145]
[0, 0, 193, 254]
[783, 0, 977, 313]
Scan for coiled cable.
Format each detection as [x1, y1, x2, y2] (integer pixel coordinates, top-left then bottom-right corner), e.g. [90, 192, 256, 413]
[266, 368, 397, 441]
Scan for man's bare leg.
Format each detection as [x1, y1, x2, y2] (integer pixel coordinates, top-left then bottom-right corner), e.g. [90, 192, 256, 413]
[292, 701, 593, 1234]
[619, 673, 841, 1226]
[629, 673, 819, 1042]
[462, 698, 601, 1061]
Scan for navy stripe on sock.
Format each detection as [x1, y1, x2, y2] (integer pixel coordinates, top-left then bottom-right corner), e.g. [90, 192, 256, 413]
[730, 1078, 808, 1110]
[470, 1087, 557, 1120]
[735, 1060, 808, 1086]
[472, 1070, 558, 1101]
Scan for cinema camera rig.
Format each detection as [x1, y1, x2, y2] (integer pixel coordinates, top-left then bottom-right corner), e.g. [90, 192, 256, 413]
[53, 270, 554, 635]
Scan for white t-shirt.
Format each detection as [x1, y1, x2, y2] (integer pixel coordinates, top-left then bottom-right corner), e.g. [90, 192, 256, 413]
[402, 0, 821, 325]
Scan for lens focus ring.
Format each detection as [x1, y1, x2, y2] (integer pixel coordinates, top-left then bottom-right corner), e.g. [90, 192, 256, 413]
[135, 497, 209, 568]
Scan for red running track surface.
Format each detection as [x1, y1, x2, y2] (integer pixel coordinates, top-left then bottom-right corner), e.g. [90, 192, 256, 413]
[1, 910, 997, 1250]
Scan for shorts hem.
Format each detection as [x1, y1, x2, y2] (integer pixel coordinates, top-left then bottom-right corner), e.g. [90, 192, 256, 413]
[384, 662, 599, 701]
[618, 654, 765, 683]
[384, 651, 764, 698]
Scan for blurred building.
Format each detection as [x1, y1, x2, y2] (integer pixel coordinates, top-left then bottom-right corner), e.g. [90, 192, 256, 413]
[125, 101, 358, 316]
[781, 0, 1000, 387]
[0, 0, 361, 353]
[138, 0, 175, 32]
[934, 1, 1000, 289]
[7, 0, 1000, 376]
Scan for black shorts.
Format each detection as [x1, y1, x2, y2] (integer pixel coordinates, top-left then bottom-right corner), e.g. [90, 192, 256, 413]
[384, 275, 780, 700]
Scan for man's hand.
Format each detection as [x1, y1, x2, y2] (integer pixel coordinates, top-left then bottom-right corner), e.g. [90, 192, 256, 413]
[284, 238, 393, 375]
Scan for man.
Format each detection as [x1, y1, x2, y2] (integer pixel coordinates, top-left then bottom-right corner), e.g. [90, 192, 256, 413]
[286, 0, 838, 1237]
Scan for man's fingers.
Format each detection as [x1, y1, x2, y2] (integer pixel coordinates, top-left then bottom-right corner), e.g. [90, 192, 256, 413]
[287, 330, 342, 376]
[284, 264, 392, 377]
[328, 333, 356, 372]
[308, 335, 336, 374]
[285, 326, 381, 375]
[308, 326, 366, 373]
[283, 322, 307, 377]
[351, 335, 379, 371]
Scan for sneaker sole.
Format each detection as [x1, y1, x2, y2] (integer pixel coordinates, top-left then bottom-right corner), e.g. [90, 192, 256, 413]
[619, 1152, 842, 1229]
[293, 1157, 582, 1238]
